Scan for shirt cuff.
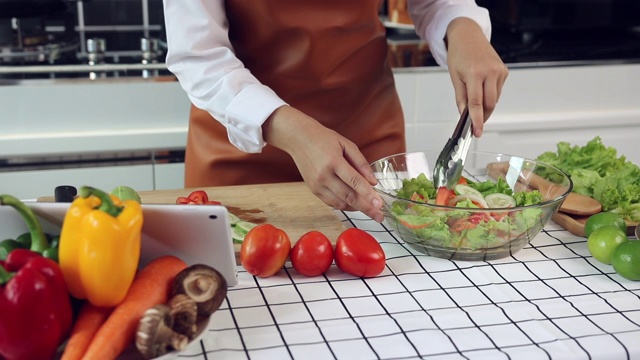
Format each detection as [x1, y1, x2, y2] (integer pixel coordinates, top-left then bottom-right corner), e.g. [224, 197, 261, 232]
[224, 84, 288, 153]
[424, 5, 491, 68]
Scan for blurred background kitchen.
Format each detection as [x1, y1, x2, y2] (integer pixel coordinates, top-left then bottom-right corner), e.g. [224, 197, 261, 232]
[1, 0, 639, 199]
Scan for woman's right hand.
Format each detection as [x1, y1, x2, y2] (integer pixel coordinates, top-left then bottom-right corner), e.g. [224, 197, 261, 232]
[262, 106, 385, 223]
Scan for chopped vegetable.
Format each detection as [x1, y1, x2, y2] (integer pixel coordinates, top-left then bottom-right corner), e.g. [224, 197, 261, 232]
[435, 187, 453, 206]
[176, 190, 221, 205]
[485, 193, 516, 208]
[454, 184, 484, 197]
[449, 194, 489, 208]
[389, 173, 544, 250]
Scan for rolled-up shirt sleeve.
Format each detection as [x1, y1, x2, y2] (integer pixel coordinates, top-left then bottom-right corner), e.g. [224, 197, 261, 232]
[163, 0, 287, 153]
[407, 0, 491, 68]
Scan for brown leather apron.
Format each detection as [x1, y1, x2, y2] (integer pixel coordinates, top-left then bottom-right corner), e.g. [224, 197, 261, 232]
[185, 0, 406, 187]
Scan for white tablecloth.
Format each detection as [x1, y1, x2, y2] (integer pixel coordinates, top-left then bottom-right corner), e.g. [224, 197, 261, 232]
[175, 211, 640, 360]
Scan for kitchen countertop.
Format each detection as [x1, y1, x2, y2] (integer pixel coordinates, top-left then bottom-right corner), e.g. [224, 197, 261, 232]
[169, 209, 640, 360]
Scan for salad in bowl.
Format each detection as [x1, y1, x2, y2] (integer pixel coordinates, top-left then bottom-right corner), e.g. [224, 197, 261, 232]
[371, 151, 572, 260]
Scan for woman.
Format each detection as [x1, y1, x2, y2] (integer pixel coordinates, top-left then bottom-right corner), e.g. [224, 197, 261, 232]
[162, 0, 508, 222]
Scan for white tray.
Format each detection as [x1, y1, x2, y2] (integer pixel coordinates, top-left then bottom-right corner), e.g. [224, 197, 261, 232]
[0, 202, 238, 286]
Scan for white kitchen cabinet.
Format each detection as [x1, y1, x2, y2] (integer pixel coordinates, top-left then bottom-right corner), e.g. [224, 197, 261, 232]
[154, 163, 185, 190]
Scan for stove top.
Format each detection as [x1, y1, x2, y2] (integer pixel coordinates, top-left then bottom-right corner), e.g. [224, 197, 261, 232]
[490, 27, 640, 65]
[0, 10, 78, 66]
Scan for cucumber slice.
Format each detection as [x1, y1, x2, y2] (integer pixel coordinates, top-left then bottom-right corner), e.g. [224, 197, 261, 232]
[228, 213, 240, 226]
[454, 184, 483, 197]
[235, 221, 258, 235]
[231, 226, 246, 244]
[449, 194, 489, 208]
[485, 193, 516, 208]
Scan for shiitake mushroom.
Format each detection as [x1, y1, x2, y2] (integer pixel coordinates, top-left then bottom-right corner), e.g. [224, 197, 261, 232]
[135, 304, 189, 359]
[167, 294, 198, 338]
[170, 264, 228, 317]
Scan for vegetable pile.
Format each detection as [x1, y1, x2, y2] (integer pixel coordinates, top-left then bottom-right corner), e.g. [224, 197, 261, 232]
[0, 187, 230, 360]
[536, 136, 640, 222]
[1, 185, 389, 359]
[389, 174, 545, 250]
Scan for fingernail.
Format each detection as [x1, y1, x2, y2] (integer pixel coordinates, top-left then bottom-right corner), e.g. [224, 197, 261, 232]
[373, 198, 382, 208]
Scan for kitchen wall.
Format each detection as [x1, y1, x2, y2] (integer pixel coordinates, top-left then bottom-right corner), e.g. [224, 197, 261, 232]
[1, 1, 639, 199]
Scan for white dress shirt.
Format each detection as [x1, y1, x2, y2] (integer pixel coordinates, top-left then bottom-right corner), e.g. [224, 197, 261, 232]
[162, 0, 491, 153]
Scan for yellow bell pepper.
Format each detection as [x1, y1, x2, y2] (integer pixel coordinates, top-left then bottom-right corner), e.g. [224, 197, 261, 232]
[59, 186, 143, 307]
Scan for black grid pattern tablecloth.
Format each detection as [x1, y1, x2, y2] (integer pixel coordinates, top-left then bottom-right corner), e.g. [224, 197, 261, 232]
[174, 211, 640, 360]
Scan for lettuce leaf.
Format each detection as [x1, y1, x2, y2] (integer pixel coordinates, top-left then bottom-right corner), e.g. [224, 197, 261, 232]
[536, 136, 640, 218]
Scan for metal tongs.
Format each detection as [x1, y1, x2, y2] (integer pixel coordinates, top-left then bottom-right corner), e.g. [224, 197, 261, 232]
[433, 106, 474, 190]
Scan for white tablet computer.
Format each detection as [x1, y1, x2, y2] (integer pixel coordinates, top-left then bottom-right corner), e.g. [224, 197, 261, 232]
[0, 202, 238, 287]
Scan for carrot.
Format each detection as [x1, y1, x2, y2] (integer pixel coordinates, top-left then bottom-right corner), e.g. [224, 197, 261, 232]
[81, 255, 188, 360]
[61, 302, 113, 360]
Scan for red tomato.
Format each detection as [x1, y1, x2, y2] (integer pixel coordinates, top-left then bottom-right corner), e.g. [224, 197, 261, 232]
[291, 231, 334, 277]
[240, 224, 291, 278]
[335, 228, 385, 278]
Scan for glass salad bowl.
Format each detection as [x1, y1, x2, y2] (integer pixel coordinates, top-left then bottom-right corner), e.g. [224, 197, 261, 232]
[370, 151, 573, 261]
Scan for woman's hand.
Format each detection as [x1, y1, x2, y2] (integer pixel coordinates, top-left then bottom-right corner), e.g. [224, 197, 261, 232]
[263, 106, 385, 222]
[445, 17, 509, 137]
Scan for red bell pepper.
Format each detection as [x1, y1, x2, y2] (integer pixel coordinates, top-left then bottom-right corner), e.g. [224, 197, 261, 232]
[0, 249, 73, 360]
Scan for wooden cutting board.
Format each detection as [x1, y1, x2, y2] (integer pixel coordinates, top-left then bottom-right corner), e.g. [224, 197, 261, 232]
[38, 182, 346, 260]
[552, 211, 638, 237]
[136, 182, 347, 251]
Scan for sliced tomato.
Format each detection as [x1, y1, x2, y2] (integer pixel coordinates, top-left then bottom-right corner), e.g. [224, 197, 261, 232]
[490, 212, 508, 221]
[176, 190, 222, 205]
[187, 190, 209, 204]
[435, 187, 454, 206]
[457, 176, 468, 185]
[410, 192, 426, 202]
[468, 212, 492, 224]
[449, 219, 476, 232]
[176, 196, 195, 205]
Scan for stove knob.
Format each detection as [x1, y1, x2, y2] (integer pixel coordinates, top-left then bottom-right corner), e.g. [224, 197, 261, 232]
[87, 38, 106, 63]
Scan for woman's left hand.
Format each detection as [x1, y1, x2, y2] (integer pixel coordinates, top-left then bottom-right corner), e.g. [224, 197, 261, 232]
[445, 17, 509, 137]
